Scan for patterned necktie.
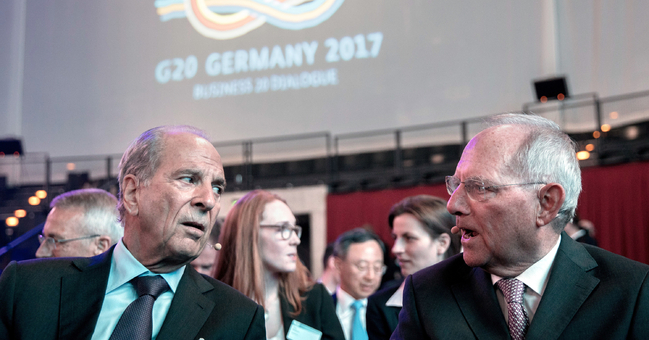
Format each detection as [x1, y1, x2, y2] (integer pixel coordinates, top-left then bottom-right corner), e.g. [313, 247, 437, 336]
[496, 278, 529, 340]
[109, 275, 170, 340]
[351, 300, 368, 340]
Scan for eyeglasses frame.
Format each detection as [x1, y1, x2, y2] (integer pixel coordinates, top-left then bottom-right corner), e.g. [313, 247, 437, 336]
[260, 222, 302, 240]
[446, 175, 546, 202]
[38, 234, 101, 250]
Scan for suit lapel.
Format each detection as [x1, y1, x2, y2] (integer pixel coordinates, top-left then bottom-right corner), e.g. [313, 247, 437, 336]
[60, 249, 113, 340]
[526, 234, 599, 340]
[156, 266, 216, 340]
[452, 266, 510, 340]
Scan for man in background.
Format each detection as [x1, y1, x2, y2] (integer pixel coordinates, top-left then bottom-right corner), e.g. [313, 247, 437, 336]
[36, 188, 122, 258]
[564, 215, 598, 246]
[317, 242, 340, 294]
[333, 228, 385, 340]
[191, 219, 221, 275]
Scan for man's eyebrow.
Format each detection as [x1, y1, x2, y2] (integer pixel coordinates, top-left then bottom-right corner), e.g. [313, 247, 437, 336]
[213, 176, 226, 189]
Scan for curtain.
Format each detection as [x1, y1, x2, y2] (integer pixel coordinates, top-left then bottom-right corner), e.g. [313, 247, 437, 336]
[327, 161, 649, 264]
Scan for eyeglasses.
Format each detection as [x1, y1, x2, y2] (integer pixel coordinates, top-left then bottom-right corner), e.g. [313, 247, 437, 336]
[446, 176, 546, 202]
[38, 234, 101, 249]
[260, 222, 302, 240]
[352, 261, 387, 276]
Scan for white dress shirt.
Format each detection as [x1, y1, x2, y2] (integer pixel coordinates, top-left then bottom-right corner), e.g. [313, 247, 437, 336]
[335, 287, 367, 340]
[385, 281, 405, 308]
[491, 235, 561, 323]
[91, 239, 185, 340]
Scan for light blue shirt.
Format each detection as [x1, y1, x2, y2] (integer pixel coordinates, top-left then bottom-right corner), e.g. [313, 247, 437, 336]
[91, 239, 185, 340]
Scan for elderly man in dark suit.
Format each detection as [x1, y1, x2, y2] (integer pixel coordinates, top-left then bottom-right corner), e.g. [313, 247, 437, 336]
[0, 126, 265, 340]
[391, 114, 649, 339]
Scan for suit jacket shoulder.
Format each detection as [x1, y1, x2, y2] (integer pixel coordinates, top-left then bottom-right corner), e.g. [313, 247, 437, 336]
[392, 235, 649, 340]
[0, 251, 113, 340]
[280, 283, 345, 340]
[527, 235, 649, 340]
[367, 284, 401, 340]
[158, 266, 266, 340]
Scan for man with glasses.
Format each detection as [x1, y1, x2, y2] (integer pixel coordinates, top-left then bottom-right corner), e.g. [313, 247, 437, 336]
[391, 113, 649, 339]
[0, 126, 265, 339]
[36, 188, 123, 258]
[333, 228, 385, 340]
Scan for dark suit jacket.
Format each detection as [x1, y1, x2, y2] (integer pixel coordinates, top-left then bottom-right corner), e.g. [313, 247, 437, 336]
[575, 233, 598, 247]
[0, 248, 266, 340]
[280, 283, 345, 340]
[391, 234, 649, 340]
[366, 284, 401, 340]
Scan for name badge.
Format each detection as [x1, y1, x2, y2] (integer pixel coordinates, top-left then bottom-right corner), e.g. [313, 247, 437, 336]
[286, 320, 322, 340]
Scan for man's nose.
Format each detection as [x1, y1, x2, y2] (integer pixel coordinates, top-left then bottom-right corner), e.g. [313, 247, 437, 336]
[364, 267, 378, 280]
[447, 184, 469, 216]
[192, 183, 216, 211]
[35, 242, 51, 258]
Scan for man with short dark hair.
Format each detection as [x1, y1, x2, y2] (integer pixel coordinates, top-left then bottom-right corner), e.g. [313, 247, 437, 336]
[0, 126, 265, 339]
[36, 188, 122, 258]
[317, 242, 340, 294]
[392, 113, 649, 339]
[333, 228, 385, 340]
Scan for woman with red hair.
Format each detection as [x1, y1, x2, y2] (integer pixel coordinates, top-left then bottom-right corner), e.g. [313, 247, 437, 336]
[213, 190, 343, 340]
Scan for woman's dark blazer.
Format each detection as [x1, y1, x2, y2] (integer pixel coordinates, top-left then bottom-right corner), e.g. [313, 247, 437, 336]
[366, 284, 401, 340]
[280, 283, 345, 340]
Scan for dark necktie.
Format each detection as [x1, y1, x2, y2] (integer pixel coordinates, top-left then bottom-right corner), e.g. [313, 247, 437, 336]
[496, 278, 529, 340]
[109, 275, 170, 340]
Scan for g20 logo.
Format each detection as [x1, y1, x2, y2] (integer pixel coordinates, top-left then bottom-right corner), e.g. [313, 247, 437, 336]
[155, 0, 345, 40]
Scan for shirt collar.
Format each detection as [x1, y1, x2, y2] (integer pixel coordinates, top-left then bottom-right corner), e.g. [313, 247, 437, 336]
[336, 286, 367, 313]
[570, 229, 586, 240]
[106, 238, 185, 294]
[385, 281, 405, 307]
[491, 234, 561, 296]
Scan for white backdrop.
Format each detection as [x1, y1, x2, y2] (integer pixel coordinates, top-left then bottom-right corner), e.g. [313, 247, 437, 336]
[0, 0, 648, 158]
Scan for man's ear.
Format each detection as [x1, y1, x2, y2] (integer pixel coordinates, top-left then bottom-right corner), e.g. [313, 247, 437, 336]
[327, 255, 337, 270]
[537, 183, 565, 227]
[122, 174, 139, 216]
[94, 236, 112, 255]
[334, 256, 343, 271]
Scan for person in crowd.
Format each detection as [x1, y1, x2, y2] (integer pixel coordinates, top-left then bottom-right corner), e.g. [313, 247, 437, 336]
[36, 188, 123, 258]
[0, 125, 265, 339]
[191, 219, 222, 275]
[577, 218, 597, 238]
[333, 228, 385, 340]
[318, 242, 340, 294]
[391, 113, 649, 339]
[366, 195, 460, 340]
[213, 189, 344, 340]
[564, 215, 598, 246]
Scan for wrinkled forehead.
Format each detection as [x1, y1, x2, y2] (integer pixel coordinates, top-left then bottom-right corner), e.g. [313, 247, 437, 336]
[456, 125, 528, 179]
[160, 132, 222, 165]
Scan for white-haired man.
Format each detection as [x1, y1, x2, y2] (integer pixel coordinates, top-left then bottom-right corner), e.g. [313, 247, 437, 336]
[36, 188, 122, 258]
[392, 113, 649, 339]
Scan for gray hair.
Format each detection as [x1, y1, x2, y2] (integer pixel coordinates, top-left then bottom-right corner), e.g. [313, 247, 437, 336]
[485, 113, 582, 232]
[50, 188, 123, 244]
[333, 228, 385, 260]
[117, 125, 210, 221]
